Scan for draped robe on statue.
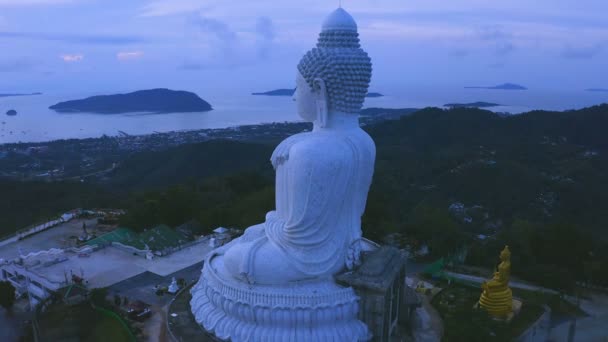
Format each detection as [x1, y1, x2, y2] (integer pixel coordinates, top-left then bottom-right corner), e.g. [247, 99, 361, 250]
[223, 129, 375, 283]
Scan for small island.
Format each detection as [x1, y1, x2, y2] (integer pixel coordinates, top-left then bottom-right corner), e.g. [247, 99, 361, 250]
[252, 89, 295, 96]
[253, 88, 384, 98]
[465, 83, 527, 90]
[586, 88, 608, 92]
[444, 102, 500, 108]
[49, 89, 213, 114]
[6, 109, 17, 116]
[0, 92, 42, 98]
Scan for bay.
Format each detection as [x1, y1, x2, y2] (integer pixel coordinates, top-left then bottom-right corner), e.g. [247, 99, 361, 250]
[0, 85, 606, 144]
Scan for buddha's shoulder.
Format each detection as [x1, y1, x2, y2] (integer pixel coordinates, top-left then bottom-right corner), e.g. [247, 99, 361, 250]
[271, 132, 312, 168]
[289, 134, 356, 161]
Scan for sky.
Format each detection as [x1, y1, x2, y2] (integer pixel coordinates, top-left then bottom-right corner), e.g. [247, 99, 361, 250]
[0, 0, 607, 94]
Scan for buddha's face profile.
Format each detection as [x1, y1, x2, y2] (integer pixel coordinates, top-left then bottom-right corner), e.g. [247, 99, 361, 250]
[294, 71, 321, 122]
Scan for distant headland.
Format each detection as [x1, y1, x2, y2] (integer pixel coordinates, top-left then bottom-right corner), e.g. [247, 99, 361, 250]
[586, 88, 608, 92]
[444, 102, 500, 108]
[252, 89, 295, 96]
[0, 92, 42, 98]
[465, 83, 527, 90]
[6, 109, 17, 116]
[252, 89, 384, 97]
[49, 89, 213, 114]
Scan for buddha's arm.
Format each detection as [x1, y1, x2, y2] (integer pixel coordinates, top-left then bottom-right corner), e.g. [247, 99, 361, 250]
[284, 140, 351, 232]
[270, 133, 311, 169]
[267, 138, 352, 257]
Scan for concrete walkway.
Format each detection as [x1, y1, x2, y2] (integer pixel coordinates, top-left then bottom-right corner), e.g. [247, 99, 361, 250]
[549, 314, 608, 342]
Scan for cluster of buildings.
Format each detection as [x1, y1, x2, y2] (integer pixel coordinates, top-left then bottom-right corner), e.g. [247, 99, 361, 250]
[0, 209, 238, 310]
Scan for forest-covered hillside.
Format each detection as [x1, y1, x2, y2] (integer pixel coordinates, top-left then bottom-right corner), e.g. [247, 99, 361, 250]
[2, 104, 607, 289]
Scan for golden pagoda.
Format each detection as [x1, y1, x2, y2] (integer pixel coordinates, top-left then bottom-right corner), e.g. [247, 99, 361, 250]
[478, 246, 513, 318]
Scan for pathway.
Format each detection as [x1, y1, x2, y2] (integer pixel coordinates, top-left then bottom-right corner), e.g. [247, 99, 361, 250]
[444, 271, 558, 294]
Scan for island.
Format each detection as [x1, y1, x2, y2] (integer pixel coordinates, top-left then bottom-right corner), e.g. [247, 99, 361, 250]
[586, 88, 608, 92]
[253, 89, 384, 98]
[49, 89, 213, 114]
[465, 83, 527, 90]
[252, 89, 295, 96]
[5, 109, 17, 116]
[444, 102, 500, 108]
[0, 92, 42, 98]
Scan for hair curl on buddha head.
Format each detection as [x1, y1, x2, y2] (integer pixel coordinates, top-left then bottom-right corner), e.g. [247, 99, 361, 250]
[297, 9, 373, 114]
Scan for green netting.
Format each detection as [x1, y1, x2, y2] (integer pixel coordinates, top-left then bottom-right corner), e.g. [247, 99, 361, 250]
[86, 225, 188, 252]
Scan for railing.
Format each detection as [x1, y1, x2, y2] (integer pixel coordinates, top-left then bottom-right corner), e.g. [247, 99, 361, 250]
[0, 208, 125, 246]
[111, 242, 149, 257]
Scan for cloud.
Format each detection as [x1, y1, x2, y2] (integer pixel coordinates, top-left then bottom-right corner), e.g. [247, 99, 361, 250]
[449, 49, 469, 57]
[178, 62, 205, 70]
[0, 0, 73, 6]
[140, 0, 203, 17]
[117, 51, 144, 61]
[475, 25, 516, 56]
[0, 58, 36, 72]
[256, 17, 275, 41]
[195, 16, 237, 42]
[255, 16, 275, 58]
[476, 25, 512, 41]
[495, 42, 515, 55]
[561, 44, 604, 59]
[0, 31, 145, 45]
[176, 14, 279, 71]
[61, 54, 83, 62]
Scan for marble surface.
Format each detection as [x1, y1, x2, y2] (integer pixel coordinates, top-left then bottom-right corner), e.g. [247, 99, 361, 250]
[191, 8, 376, 341]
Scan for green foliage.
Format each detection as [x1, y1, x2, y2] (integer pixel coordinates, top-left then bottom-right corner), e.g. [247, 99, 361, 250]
[0, 180, 118, 238]
[433, 284, 545, 341]
[363, 105, 608, 289]
[2, 105, 608, 291]
[119, 172, 274, 233]
[89, 288, 109, 308]
[32, 302, 133, 342]
[0, 281, 16, 309]
[406, 205, 466, 258]
[107, 140, 273, 190]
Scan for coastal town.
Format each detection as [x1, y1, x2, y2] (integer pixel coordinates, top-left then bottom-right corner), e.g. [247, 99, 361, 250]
[0, 108, 414, 181]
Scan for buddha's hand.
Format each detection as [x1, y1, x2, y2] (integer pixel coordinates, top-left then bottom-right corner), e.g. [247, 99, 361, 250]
[345, 239, 362, 270]
[270, 133, 310, 169]
[271, 145, 290, 169]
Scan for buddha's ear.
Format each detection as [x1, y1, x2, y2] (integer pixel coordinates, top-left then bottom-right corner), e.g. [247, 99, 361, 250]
[313, 78, 328, 100]
[313, 78, 329, 127]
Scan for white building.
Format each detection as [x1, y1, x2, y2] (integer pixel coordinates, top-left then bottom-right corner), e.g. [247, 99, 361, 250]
[0, 259, 68, 307]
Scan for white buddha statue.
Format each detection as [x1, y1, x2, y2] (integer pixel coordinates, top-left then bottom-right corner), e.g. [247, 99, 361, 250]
[191, 8, 375, 341]
[222, 8, 374, 285]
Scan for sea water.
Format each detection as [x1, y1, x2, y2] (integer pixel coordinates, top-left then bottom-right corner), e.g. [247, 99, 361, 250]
[0, 85, 606, 144]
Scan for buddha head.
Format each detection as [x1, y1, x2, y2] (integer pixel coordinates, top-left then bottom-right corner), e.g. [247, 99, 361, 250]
[500, 246, 511, 261]
[295, 8, 373, 126]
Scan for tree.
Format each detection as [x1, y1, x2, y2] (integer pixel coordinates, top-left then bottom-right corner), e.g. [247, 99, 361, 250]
[0, 281, 16, 310]
[89, 287, 108, 307]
